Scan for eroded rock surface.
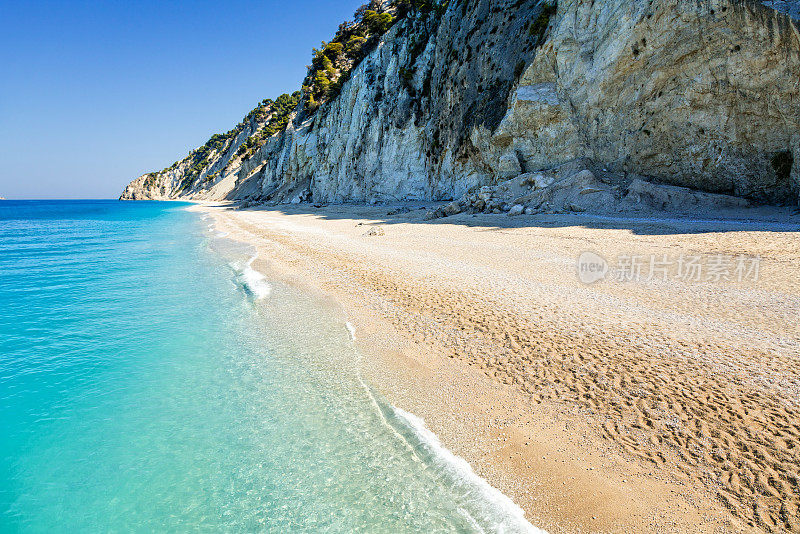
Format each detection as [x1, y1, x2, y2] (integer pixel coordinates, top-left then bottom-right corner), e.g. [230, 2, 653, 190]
[122, 0, 800, 207]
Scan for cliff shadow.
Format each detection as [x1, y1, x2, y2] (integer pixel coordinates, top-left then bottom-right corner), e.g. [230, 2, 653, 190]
[234, 202, 800, 236]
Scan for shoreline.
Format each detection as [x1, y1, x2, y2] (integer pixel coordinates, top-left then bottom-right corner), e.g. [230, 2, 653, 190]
[202, 207, 546, 533]
[191, 201, 800, 532]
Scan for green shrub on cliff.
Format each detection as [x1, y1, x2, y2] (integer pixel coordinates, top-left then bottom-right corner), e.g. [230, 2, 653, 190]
[237, 91, 302, 161]
[345, 35, 367, 57]
[314, 70, 332, 96]
[143, 172, 159, 189]
[323, 41, 344, 60]
[301, 2, 398, 113]
[363, 10, 393, 34]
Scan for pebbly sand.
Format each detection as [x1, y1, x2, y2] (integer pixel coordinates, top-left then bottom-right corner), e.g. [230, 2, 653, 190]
[191, 201, 800, 533]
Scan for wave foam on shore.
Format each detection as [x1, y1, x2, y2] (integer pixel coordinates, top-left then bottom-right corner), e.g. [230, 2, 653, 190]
[357, 376, 545, 534]
[229, 255, 272, 299]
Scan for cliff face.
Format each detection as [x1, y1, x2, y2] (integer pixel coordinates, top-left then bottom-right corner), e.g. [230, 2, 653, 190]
[122, 0, 800, 206]
[119, 99, 271, 201]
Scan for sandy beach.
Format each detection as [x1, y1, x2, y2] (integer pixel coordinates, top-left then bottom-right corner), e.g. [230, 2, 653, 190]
[193, 202, 800, 533]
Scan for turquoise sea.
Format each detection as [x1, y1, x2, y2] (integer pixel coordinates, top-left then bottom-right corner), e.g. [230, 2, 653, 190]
[0, 200, 540, 533]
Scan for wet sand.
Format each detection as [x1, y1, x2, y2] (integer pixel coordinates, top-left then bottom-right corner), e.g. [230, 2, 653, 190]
[193, 202, 800, 533]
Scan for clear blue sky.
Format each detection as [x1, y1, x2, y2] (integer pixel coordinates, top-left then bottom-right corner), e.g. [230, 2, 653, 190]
[0, 0, 364, 199]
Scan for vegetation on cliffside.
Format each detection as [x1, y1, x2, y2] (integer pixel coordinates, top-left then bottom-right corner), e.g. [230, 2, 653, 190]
[235, 91, 302, 161]
[302, 3, 396, 112]
[166, 98, 275, 192]
[301, 0, 449, 113]
[169, 93, 300, 193]
[134, 1, 455, 196]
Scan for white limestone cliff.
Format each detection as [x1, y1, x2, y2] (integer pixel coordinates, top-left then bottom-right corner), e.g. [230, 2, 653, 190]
[121, 0, 800, 207]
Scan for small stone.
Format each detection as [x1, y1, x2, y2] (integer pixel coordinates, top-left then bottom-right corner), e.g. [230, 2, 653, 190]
[442, 201, 462, 216]
[508, 204, 525, 216]
[518, 172, 555, 190]
[364, 227, 385, 237]
[567, 203, 587, 213]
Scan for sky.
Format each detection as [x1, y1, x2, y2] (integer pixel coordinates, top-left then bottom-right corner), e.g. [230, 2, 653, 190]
[0, 0, 365, 199]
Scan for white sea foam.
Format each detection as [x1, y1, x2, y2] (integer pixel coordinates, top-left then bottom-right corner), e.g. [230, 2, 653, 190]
[229, 255, 271, 299]
[356, 377, 546, 534]
[346, 322, 357, 341]
[390, 407, 546, 533]
[241, 256, 272, 299]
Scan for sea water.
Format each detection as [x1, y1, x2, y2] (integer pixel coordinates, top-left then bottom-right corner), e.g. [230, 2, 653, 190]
[0, 200, 541, 533]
